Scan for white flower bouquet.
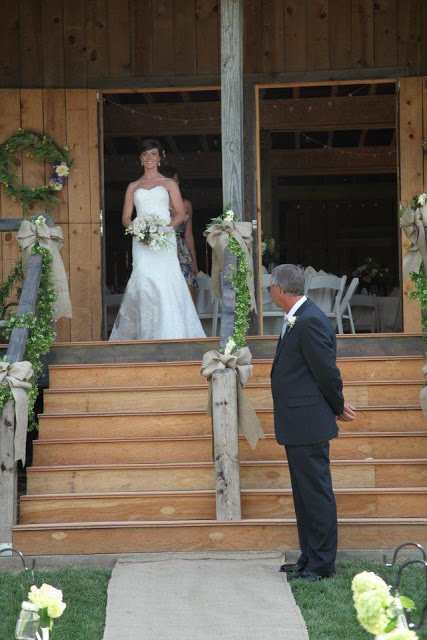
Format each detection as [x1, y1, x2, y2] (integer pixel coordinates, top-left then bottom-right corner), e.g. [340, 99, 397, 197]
[125, 215, 174, 252]
[27, 583, 66, 638]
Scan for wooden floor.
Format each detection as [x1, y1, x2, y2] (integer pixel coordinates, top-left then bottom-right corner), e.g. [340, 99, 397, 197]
[13, 337, 427, 555]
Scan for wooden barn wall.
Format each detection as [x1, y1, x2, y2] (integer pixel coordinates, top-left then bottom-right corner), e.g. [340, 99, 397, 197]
[0, 0, 426, 87]
[0, 89, 102, 343]
[399, 76, 427, 333]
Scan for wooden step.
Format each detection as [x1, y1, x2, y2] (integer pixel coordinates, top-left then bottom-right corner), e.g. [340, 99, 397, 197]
[48, 356, 425, 388]
[37, 406, 426, 440]
[42, 381, 423, 414]
[19, 487, 427, 524]
[26, 459, 427, 494]
[32, 432, 427, 466]
[12, 518, 427, 555]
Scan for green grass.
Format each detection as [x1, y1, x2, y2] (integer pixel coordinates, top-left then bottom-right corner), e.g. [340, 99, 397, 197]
[0, 568, 111, 640]
[289, 559, 427, 640]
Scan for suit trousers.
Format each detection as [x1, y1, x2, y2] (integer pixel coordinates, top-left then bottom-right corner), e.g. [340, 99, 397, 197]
[285, 440, 337, 576]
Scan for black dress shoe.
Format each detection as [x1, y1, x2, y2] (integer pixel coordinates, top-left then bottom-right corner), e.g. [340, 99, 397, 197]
[279, 562, 306, 573]
[289, 570, 334, 582]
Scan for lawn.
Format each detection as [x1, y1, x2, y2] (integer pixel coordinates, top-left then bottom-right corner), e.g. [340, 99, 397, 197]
[290, 559, 427, 640]
[0, 567, 111, 640]
[0, 560, 425, 639]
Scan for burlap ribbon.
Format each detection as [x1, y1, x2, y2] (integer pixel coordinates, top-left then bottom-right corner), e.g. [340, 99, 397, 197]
[200, 346, 265, 450]
[203, 220, 256, 311]
[400, 205, 427, 280]
[0, 361, 33, 465]
[17, 220, 72, 321]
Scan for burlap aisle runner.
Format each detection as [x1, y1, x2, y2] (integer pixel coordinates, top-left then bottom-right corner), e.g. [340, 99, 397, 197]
[400, 204, 427, 280]
[0, 360, 33, 464]
[203, 220, 257, 311]
[17, 220, 72, 321]
[200, 346, 265, 450]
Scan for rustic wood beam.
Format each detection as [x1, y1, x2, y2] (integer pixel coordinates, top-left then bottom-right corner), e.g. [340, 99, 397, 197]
[221, 0, 243, 215]
[103, 94, 395, 137]
[89, 66, 406, 90]
[259, 95, 396, 131]
[104, 146, 396, 182]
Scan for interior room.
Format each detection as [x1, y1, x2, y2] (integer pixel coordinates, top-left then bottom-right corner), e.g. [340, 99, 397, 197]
[258, 81, 401, 335]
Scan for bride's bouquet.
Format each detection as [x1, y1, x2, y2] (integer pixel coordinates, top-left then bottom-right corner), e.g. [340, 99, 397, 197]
[125, 215, 174, 252]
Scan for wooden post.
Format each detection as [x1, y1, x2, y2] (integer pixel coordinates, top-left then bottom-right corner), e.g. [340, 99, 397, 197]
[221, 0, 243, 215]
[212, 369, 242, 520]
[0, 401, 17, 553]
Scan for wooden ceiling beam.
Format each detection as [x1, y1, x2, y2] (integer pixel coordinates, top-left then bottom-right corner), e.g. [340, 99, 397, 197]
[104, 146, 396, 182]
[103, 94, 396, 136]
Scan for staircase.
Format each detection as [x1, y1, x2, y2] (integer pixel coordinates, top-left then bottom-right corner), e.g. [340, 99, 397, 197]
[13, 337, 427, 555]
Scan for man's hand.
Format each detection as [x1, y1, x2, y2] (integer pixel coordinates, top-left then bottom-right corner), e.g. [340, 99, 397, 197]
[337, 402, 356, 422]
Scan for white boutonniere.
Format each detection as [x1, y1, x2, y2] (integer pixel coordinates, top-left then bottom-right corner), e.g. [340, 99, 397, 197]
[287, 317, 297, 330]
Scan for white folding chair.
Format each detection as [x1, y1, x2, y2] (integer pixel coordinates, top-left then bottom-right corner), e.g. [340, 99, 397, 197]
[339, 277, 359, 334]
[305, 274, 347, 333]
[195, 273, 221, 337]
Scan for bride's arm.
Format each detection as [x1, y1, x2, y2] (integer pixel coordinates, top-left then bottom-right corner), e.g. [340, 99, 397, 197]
[122, 183, 135, 227]
[166, 180, 186, 228]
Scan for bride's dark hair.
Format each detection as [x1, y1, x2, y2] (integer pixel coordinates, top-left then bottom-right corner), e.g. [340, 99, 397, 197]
[139, 138, 165, 157]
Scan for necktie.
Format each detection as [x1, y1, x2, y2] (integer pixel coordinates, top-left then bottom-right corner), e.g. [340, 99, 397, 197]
[281, 317, 288, 339]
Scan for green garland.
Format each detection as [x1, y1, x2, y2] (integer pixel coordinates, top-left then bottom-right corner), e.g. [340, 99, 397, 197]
[227, 236, 252, 349]
[0, 244, 56, 429]
[408, 265, 427, 344]
[0, 129, 73, 214]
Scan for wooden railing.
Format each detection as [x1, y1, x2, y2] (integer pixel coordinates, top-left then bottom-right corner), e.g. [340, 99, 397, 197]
[0, 215, 54, 554]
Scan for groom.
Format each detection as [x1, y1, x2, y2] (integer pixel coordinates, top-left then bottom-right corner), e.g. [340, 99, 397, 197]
[269, 264, 355, 582]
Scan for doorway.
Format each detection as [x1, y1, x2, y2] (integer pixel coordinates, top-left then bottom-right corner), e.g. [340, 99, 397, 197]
[101, 87, 222, 336]
[255, 80, 401, 335]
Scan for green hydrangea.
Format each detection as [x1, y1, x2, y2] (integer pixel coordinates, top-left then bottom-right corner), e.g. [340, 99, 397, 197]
[354, 590, 394, 635]
[352, 571, 390, 601]
[376, 630, 418, 640]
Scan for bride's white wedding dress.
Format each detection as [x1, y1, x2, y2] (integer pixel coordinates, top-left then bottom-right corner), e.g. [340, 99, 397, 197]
[109, 186, 206, 340]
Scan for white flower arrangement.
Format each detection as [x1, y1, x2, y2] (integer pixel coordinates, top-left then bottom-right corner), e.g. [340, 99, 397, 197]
[411, 190, 427, 210]
[224, 209, 235, 222]
[224, 338, 237, 355]
[125, 215, 174, 252]
[351, 572, 416, 638]
[28, 583, 66, 633]
[33, 215, 47, 228]
[287, 317, 297, 330]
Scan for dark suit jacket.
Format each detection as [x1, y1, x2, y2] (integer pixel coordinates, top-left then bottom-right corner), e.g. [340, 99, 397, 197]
[271, 298, 344, 446]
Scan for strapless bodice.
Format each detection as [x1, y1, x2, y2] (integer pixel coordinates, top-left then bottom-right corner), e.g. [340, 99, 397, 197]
[134, 186, 171, 221]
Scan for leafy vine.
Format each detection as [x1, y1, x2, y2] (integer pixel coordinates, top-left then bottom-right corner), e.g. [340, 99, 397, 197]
[0, 129, 73, 214]
[227, 236, 251, 349]
[0, 244, 56, 429]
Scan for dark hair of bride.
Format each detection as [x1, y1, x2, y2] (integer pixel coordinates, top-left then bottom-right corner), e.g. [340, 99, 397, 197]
[139, 138, 165, 157]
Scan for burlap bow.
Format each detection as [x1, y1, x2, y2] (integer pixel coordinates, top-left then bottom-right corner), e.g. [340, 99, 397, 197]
[400, 205, 427, 280]
[0, 360, 33, 465]
[200, 346, 265, 450]
[17, 220, 72, 321]
[204, 220, 256, 311]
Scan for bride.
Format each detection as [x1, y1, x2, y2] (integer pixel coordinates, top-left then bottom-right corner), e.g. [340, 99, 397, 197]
[109, 139, 206, 341]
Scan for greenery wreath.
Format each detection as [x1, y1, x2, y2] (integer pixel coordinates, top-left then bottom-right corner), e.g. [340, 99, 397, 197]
[0, 129, 73, 214]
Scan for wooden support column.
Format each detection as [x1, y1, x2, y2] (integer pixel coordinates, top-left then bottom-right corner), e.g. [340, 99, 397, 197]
[212, 369, 242, 521]
[221, 0, 243, 215]
[0, 401, 16, 553]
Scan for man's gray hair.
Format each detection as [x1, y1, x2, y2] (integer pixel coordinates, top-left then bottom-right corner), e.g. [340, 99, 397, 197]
[270, 264, 305, 295]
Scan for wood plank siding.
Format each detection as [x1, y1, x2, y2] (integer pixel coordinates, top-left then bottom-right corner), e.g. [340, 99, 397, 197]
[0, 0, 424, 88]
[0, 89, 101, 342]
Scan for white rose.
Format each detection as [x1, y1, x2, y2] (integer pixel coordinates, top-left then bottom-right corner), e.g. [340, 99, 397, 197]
[55, 163, 69, 177]
[418, 193, 427, 206]
[224, 338, 237, 355]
